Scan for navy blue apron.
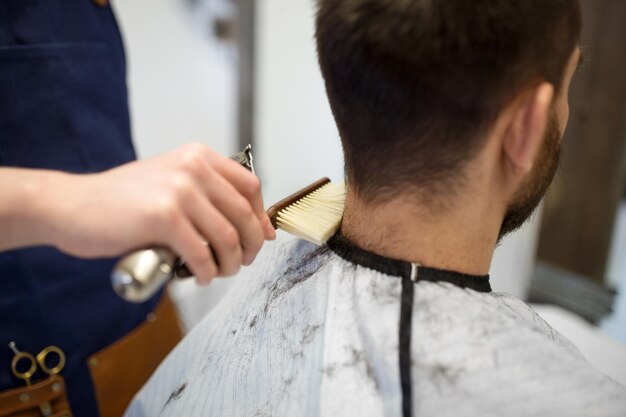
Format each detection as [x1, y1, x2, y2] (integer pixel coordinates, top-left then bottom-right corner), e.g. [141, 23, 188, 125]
[0, 1, 161, 416]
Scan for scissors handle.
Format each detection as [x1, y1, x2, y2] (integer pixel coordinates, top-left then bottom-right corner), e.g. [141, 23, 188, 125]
[9, 342, 67, 381]
[9, 342, 36, 386]
[9, 342, 66, 416]
[36, 345, 66, 376]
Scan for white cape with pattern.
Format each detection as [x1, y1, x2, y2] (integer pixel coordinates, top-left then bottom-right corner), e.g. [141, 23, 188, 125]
[126, 233, 626, 417]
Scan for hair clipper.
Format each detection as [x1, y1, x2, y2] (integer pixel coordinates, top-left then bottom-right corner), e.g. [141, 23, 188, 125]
[111, 145, 255, 303]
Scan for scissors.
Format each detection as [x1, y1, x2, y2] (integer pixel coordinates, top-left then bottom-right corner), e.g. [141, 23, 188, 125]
[9, 341, 66, 385]
[9, 341, 66, 417]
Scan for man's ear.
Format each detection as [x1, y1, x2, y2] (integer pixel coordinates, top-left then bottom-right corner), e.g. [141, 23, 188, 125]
[502, 83, 555, 175]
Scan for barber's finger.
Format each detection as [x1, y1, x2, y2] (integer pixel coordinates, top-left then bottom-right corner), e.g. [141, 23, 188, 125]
[208, 155, 275, 240]
[261, 214, 276, 240]
[167, 217, 217, 285]
[184, 193, 243, 277]
[201, 172, 265, 266]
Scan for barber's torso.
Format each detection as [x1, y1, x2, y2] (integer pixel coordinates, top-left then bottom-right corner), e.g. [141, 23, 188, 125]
[0, 1, 162, 415]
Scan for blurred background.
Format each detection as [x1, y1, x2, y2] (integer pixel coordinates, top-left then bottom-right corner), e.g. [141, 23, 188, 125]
[113, 0, 626, 384]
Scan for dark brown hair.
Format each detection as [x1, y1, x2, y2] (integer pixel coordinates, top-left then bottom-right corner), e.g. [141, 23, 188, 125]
[315, 0, 581, 204]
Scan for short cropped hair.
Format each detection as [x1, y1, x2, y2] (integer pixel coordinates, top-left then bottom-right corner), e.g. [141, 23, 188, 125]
[315, 0, 581, 204]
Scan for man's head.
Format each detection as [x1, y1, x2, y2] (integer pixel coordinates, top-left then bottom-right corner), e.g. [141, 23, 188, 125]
[315, 0, 582, 237]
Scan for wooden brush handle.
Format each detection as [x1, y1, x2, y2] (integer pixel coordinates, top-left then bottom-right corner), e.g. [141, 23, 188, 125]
[266, 177, 330, 228]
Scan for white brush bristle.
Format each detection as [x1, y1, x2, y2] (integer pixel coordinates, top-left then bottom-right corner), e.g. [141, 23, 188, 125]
[275, 181, 346, 245]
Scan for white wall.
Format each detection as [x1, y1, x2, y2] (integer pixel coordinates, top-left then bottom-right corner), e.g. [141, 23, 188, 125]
[255, 0, 344, 205]
[114, 0, 237, 159]
[490, 211, 544, 298]
[602, 202, 626, 344]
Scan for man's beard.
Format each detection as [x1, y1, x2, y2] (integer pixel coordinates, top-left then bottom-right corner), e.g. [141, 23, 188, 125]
[499, 113, 562, 240]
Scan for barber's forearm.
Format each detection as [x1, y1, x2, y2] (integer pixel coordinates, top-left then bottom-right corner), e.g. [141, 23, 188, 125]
[0, 168, 65, 252]
[0, 144, 275, 283]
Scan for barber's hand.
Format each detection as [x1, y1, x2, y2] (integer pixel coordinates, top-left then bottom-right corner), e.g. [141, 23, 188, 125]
[47, 143, 275, 284]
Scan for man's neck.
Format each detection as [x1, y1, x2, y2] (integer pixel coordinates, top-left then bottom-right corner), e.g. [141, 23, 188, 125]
[339, 189, 505, 276]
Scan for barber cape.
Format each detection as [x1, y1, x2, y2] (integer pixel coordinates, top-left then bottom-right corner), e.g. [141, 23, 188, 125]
[126, 232, 626, 417]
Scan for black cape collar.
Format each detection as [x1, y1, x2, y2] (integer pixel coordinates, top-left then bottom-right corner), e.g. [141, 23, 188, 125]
[327, 232, 492, 293]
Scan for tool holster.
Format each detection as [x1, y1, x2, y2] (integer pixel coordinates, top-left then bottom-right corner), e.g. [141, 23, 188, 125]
[0, 376, 71, 417]
[1, 292, 182, 417]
